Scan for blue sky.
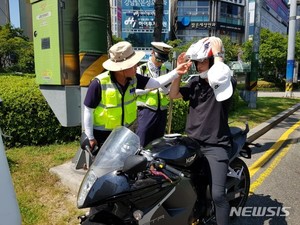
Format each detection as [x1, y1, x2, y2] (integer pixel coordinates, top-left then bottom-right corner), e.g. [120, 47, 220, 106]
[9, 0, 20, 28]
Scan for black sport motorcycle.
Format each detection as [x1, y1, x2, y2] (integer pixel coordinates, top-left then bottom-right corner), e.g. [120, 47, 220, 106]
[77, 124, 257, 225]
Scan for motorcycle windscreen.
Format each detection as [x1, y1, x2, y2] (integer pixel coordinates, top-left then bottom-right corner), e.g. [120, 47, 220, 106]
[91, 126, 140, 176]
[77, 126, 140, 208]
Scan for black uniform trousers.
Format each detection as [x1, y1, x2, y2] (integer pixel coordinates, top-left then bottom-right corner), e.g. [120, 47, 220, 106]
[201, 145, 230, 225]
[136, 107, 168, 147]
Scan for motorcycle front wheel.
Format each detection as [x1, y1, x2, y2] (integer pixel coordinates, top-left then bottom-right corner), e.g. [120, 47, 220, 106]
[226, 157, 250, 210]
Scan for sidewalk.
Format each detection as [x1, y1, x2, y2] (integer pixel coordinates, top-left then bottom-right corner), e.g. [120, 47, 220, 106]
[50, 92, 300, 196]
[258, 90, 300, 98]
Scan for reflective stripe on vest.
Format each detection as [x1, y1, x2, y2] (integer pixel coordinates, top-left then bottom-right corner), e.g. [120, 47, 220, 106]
[93, 71, 137, 130]
[137, 63, 169, 111]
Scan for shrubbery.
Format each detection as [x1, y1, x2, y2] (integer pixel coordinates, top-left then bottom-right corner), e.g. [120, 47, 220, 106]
[0, 74, 81, 148]
[168, 99, 189, 133]
[257, 79, 285, 91]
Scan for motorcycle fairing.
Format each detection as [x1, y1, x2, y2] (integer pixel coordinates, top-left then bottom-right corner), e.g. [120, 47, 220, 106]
[80, 171, 131, 208]
[229, 127, 247, 160]
[83, 169, 179, 209]
[139, 177, 197, 225]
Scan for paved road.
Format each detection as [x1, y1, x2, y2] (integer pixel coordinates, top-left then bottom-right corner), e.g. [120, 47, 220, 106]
[231, 110, 300, 225]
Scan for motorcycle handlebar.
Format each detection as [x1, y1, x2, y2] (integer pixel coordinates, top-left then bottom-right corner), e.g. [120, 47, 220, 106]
[165, 165, 185, 177]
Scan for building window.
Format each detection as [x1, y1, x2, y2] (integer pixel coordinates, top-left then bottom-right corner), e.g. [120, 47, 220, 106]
[219, 2, 244, 26]
[177, 29, 209, 41]
[177, 0, 210, 23]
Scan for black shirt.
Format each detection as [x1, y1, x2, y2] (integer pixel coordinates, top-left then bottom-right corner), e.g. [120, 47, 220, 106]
[179, 76, 236, 146]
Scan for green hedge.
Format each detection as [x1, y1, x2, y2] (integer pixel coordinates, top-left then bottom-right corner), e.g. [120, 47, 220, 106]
[168, 99, 189, 133]
[0, 75, 81, 148]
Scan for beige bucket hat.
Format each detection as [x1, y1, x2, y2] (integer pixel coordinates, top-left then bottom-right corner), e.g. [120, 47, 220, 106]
[103, 41, 145, 71]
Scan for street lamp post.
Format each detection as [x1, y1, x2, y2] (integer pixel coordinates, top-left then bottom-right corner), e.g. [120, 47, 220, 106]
[285, 0, 297, 97]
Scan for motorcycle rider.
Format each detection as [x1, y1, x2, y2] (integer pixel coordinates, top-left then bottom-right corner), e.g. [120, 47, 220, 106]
[169, 37, 237, 225]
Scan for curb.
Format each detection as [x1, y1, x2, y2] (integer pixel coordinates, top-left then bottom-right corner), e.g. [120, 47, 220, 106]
[49, 161, 84, 195]
[247, 103, 300, 143]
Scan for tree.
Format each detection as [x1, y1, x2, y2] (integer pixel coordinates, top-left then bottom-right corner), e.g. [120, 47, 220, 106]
[242, 28, 288, 81]
[221, 36, 240, 64]
[0, 24, 34, 73]
[294, 31, 300, 63]
[153, 0, 163, 41]
[259, 28, 287, 81]
[112, 35, 123, 44]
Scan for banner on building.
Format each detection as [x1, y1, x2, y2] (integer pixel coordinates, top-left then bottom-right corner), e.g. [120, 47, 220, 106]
[122, 0, 170, 33]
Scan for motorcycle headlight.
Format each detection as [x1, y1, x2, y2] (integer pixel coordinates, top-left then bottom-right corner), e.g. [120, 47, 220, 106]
[77, 170, 97, 208]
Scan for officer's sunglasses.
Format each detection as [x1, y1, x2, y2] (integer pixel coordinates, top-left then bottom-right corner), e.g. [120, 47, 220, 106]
[155, 57, 166, 63]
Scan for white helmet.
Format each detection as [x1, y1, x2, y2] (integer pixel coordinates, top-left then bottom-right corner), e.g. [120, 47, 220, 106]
[185, 37, 224, 61]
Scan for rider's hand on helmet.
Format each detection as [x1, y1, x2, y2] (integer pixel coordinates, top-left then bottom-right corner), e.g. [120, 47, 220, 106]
[209, 37, 224, 62]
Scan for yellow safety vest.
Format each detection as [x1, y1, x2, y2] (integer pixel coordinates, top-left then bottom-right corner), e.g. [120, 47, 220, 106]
[137, 63, 169, 111]
[93, 71, 137, 130]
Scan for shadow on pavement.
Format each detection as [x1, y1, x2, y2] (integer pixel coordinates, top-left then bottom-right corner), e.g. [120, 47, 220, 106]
[230, 194, 288, 225]
[249, 137, 297, 156]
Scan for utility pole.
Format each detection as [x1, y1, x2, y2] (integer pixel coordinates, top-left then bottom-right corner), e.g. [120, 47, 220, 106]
[154, 0, 163, 41]
[248, 0, 261, 108]
[285, 0, 297, 97]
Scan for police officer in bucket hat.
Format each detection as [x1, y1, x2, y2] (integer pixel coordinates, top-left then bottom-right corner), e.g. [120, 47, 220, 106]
[83, 41, 192, 151]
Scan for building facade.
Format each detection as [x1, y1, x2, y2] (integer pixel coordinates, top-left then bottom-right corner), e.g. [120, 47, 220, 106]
[110, 0, 122, 37]
[14, 0, 290, 46]
[0, 0, 10, 26]
[176, 0, 246, 44]
[19, 0, 33, 41]
[248, 0, 289, 39]
[121, 0, 174, 61]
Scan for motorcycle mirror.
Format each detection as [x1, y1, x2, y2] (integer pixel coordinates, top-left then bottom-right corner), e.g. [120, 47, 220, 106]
[123, 155, 147, 175]
[80, 132, 91, 150]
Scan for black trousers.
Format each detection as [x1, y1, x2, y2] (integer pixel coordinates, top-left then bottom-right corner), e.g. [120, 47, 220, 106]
[136, 107, 167, 147]
[201, 145, 230, 225]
